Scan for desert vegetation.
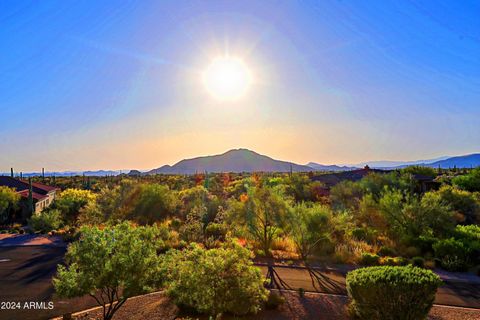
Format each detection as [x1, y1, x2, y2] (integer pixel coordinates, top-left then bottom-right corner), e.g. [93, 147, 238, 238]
[2, 167, 480, 319]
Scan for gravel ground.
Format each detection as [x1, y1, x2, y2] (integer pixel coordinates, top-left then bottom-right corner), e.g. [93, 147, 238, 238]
[68, 291, 480, 320]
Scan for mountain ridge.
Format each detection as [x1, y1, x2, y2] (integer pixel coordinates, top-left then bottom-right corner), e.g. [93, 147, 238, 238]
[147, 148, 313, 174]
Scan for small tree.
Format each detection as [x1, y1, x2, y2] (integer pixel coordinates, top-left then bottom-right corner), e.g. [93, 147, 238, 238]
[54, 188, 96, 223]
[0, 186, 20, 224]
[288, 202, 331, 261]
[28, 208, 63, 233]
[161, 242, 268, 317]
[243, 186, 289, 256]
[53, 222, 163, 320]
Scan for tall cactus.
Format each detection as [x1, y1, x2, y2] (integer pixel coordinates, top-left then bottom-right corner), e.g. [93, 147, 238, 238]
[28, 177, 34, 215]
[203, 170, 209, 189]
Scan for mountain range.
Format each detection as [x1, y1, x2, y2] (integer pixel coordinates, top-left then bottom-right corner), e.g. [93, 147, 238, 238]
[3, 149, 479, 177]
[147, 149, 312, 174]
[144, 149, 480, 175]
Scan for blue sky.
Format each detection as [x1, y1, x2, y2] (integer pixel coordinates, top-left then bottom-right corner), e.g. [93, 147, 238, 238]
[1, 0, 479, 171]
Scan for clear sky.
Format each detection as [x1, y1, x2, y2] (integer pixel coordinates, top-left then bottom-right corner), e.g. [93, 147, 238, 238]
[1, 0, 479, 171]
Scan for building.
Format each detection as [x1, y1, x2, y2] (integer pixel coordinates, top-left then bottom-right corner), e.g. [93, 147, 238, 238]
[0, 176, 59, 215]
[310, 166, 389, 192]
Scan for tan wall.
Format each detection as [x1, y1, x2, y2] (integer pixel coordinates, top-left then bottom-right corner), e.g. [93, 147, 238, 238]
[34, 191, 56, 214]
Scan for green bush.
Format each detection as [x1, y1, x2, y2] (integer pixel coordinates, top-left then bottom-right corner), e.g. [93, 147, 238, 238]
[161, 242, 268, 317]
[346, 266, 442, 320]
[28, 209, 63, 233]
[455, 225, 480, 241]
[352, 227, 368, 241]
[53, 222, 164, 320]
[359, 253, 380, 266]
[381, 257, 398, 266]
[411, 256, 425, 268]
[433, 238, 471, 271]
[378, 246, 396, 257]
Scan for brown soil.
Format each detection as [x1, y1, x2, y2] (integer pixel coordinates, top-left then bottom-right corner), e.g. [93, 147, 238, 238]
[69, 291, 480, 320]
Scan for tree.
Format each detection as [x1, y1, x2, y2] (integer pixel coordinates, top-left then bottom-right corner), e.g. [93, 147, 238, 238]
[232, 186, 289, 256]
[53, 222, 164, 320]
[55, 188, 96, 223]
[0, 186, 20, 224]
[28, 209, 63, 233]
[434, 185, 480, 224]
[379, 190, 455, 241]
[125, 184, 179, 224]
[161, 242, 268, 317]
[453, 168, 480, 192]
[288, 202, 331, 261]
[330, 181, 364, 211]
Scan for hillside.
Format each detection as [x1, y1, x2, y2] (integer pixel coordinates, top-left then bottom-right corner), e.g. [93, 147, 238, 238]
[424, 153, 480, 169]
[148, 149, 314, 174]
[307, 162, 357, 172]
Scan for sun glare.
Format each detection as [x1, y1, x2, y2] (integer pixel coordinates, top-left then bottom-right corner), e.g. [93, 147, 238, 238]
[202, 56, 252, 101]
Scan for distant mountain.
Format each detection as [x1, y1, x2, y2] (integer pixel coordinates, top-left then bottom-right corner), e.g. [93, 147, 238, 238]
[350, 156, 451, 169]
[148, 149, 314, 174]
[307, 162, 358, 172]
[4, 170, 126, 177]
[421, 153, 480, 169]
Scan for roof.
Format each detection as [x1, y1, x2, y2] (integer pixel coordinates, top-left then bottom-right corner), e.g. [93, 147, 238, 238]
[311, 168, 389, 188]
[17, 189, 48, 201]
[0, 176, 59, 200]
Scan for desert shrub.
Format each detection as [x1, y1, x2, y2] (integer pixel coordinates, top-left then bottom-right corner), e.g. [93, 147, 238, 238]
[0, 186, 20, 224]
[433, 238, 471, 271]
[346, 266, 442, 320]
[455, 224, 480, 241]
[54, 222, 164, 320]
[378, 246, 396, 257]
[204, 222, 227, 241]
[28, 209, 63, 233]
[411, 257, 425, 268]
[351, 227, 367, 241]
[359, 253, 380, 266]
[410, 236, 437, 255]
[403, 246, 421, 258]
[452, 168, 480, 192]
[161, 242, 268, 317]
[265, 291, 285, 309]
[54, 188, 96, 223]
[381, 257, 401, 266]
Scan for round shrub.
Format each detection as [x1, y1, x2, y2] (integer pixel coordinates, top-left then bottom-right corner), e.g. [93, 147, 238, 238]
[28, 209, 63, 233]
[352, 227, 369, 241]
[161, 242, 268, 317]
[411, 256, 425, 268]
[346, 266, 442, 320]
[381, 257, 398, 266]
[359, 253, 380, 266]
[378, 246, 396, 257]
[433, 238, 471, 271]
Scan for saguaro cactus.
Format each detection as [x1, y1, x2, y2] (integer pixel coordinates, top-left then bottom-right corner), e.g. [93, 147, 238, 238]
[28, 177, 34, 215]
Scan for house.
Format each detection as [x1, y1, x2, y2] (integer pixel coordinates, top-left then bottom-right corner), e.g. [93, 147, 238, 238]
[0, 176, 60, 215]
[310, 166, 389, 192]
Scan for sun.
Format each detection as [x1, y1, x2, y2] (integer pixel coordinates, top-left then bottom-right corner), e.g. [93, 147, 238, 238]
[202, 56, 252, 101]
